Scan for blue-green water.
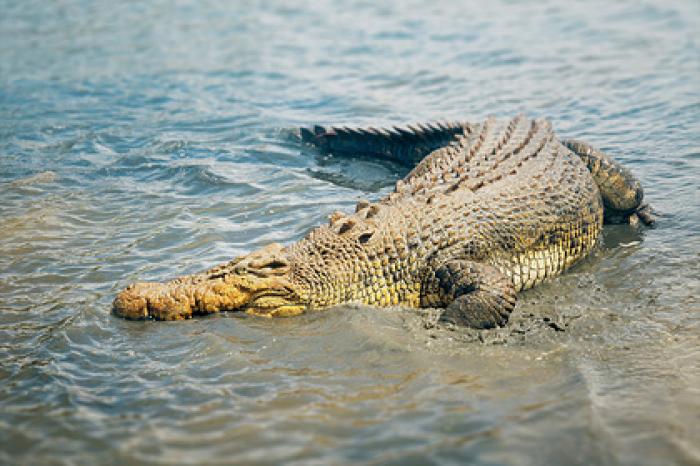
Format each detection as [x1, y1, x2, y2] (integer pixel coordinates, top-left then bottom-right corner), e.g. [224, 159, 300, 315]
[1, 1, 699, 465]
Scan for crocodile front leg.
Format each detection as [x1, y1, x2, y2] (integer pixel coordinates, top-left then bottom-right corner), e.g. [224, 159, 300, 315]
[429, 261, 516, 329]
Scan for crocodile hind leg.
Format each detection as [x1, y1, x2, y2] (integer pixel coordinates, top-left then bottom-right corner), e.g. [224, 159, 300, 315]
[562, 139, 655, 225]
[430, 261, 517, 329]
[300, 121, 472, 166]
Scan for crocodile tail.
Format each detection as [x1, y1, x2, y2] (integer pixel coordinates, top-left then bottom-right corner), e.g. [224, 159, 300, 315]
[300, 121, 471, 166]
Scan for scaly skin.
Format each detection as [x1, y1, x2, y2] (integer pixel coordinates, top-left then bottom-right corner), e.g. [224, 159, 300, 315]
[113, 116, 653, 328]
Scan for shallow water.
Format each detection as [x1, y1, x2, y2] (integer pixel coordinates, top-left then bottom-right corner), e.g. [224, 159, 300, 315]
[1, 0, 699, 464]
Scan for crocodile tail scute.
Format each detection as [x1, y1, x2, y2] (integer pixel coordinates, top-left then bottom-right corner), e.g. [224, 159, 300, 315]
[300, 121, 472, 165]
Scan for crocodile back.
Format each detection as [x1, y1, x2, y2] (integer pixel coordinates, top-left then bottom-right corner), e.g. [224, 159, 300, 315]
[288, 116, 603, 308]
[398, 115, 603, 292]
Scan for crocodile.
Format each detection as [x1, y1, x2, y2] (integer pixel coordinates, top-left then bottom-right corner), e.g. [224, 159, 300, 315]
[113, 115, 654, 328]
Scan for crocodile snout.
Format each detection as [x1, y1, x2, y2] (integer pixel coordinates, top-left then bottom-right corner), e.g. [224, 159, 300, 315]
[113, 281, 197, 320]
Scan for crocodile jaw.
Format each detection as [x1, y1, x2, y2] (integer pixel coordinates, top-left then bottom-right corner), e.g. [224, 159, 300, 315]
[112, 273, 305, 321]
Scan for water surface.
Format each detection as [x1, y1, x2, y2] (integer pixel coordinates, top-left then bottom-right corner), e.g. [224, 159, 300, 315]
[1, 0, 699, 464]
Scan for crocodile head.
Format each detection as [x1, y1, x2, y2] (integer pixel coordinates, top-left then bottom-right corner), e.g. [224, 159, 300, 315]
[112, 243, 308, 320]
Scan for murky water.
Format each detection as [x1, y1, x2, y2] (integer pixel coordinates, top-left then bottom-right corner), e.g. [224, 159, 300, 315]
[1, 0, 699, 464]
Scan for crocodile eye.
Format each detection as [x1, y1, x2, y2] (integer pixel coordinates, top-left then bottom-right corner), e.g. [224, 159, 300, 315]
[358, 232, 373, 244]
[264, 260, 288, 269]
